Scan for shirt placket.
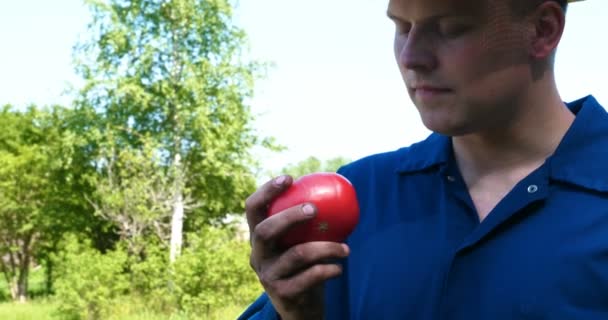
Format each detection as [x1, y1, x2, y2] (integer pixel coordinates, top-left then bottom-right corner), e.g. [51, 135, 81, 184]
[437, 163, 550, 320]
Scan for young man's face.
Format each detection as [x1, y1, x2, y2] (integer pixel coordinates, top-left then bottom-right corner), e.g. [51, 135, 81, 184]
[388, 0, 539, 136]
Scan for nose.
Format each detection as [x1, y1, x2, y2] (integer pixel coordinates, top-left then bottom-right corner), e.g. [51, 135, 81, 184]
[396, 28, 438, 72]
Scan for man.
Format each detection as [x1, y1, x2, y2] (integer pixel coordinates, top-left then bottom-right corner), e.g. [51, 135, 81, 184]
[240, 0, 608, 319]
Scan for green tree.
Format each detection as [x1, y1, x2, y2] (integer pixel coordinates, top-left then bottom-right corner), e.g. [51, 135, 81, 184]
[73, 0, 278, 262]
[280, 156, 351, 179]
[38, 105, 119, 297]
[0, 105, 80, 302]
[85, 133, 173, 257]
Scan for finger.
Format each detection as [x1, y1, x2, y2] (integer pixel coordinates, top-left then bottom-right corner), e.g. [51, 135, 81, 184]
[272, 242, 349, 279]
[245, 175, 293, 230]
[251, 203, 317, 258]
[271, 264, 344, 301]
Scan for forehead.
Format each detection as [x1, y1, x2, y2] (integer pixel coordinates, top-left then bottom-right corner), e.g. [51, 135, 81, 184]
[386, 0, 503, 20]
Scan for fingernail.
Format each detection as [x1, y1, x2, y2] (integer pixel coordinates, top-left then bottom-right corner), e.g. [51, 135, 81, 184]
[342, 244, 350, 255]
[274, 175, 286, 186]
[302, 204, 315, 217]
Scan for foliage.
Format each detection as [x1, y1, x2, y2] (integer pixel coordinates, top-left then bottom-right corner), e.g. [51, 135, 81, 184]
[52, 235, 129, 320]
[0, 299, 248, 320]
[280, 156, 351, 179]
[128, 238, 176, 311]
[73, 0, 278, 231]
[118, 226, 261, 318]
[170, 227, 261, 317]
[0, 105, 78, 301]
[50, 226, 260, 320]
[0, 0, 287, 315]
[86, 133, 174, 256]
[0, 263, 46, 302]
[0, 104, 117, 301]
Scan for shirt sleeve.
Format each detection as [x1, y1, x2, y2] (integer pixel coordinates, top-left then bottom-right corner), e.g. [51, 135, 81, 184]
[323, 248, 351, 319]
[237, 293, 281, 320]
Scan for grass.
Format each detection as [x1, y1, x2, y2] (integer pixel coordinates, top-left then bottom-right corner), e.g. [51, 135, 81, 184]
[0, 299, 248, 320]
[0, 300, 57, 320]
[0, 266, 250, 319]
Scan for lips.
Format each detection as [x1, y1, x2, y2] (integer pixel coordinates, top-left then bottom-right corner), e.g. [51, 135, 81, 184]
[412, 85, 452, 101]
[413, 85, 451, 92]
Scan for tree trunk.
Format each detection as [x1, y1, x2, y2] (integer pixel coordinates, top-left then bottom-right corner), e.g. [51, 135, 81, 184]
[169, 153, 184, 263]
[17, 272, 28, 303]
[9, 276, 18, 301]
[169, 192, 184, 263]
[3, 246, 29, 302]
[17, 249, 30, 303]
[9, 272, 27, 303]
[45, 257, 53, 295]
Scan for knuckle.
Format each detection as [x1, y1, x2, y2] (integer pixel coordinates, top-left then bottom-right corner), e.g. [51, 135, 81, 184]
[272, 282, 294, 301]
[262, 190, 277, 204]
[274, 282, 294, 301]
[259, 271, 273, 288]
[252, 223, 271, 243]
[244, 194, 256, 212]
[309, 264, 325, 277]
[331, 243, 345, 255]
[288, 246, 305, 264]
[310, 264, 336, 280]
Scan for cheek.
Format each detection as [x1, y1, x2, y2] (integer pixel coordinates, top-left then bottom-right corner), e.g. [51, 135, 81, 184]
[440, 41, 492, 84]
[437, 42, 526, 114]
[464, 34, 530, 84]
[443, 38, 529, 96]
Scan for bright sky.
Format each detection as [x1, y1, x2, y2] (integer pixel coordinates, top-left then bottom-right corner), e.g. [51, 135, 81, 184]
[1, 0, 606, 178]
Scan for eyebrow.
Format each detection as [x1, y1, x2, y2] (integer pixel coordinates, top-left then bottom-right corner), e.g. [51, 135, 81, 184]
[387, 11, 446, 22]
[386, 11, 476, 24]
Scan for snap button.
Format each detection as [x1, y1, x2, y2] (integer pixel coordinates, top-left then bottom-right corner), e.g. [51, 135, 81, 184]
[446, 175, 456, 182]
[527, 184, 539, 193]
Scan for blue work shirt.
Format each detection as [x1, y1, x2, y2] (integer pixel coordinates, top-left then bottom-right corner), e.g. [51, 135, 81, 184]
[239, 95, 608, 319]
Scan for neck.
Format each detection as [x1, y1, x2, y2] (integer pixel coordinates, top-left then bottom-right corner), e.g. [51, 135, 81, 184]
[452, 78, 575, 178]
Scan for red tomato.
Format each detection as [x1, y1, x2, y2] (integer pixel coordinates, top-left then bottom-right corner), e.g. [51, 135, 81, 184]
[267, 172, 360, 248]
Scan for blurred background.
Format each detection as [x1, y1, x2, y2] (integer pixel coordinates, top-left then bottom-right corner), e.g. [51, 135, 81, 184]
[0, 0, 605, 319]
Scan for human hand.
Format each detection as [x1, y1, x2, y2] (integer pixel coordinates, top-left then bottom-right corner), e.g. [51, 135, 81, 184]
[246, 175, 350, 320]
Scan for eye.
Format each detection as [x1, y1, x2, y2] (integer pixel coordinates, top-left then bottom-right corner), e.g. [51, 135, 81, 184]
[387, 13, 411, 35]
[439, 23, 472, 38]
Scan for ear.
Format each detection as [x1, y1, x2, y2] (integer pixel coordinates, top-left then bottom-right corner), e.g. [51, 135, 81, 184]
[528, 2, 566, 59]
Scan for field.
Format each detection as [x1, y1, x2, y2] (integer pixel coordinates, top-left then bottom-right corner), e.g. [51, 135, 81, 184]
[0, 300, 246, 320]
[0, 267, 247, 320]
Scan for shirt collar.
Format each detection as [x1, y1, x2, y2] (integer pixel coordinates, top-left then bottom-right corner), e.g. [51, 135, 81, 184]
[396, 95, 608, 192]
[548, 95, 608, 192]
[395, 131, 451, 174]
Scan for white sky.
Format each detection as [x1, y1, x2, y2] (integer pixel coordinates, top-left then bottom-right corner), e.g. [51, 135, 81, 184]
[1, 0, 606, 179]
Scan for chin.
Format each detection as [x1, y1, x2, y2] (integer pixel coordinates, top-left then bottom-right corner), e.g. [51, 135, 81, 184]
[417, 107, 466, 136]
[420, 118, 472, 137]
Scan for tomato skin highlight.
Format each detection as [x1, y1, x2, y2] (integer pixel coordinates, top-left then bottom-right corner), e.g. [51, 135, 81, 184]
[267, 172, 360, 248]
